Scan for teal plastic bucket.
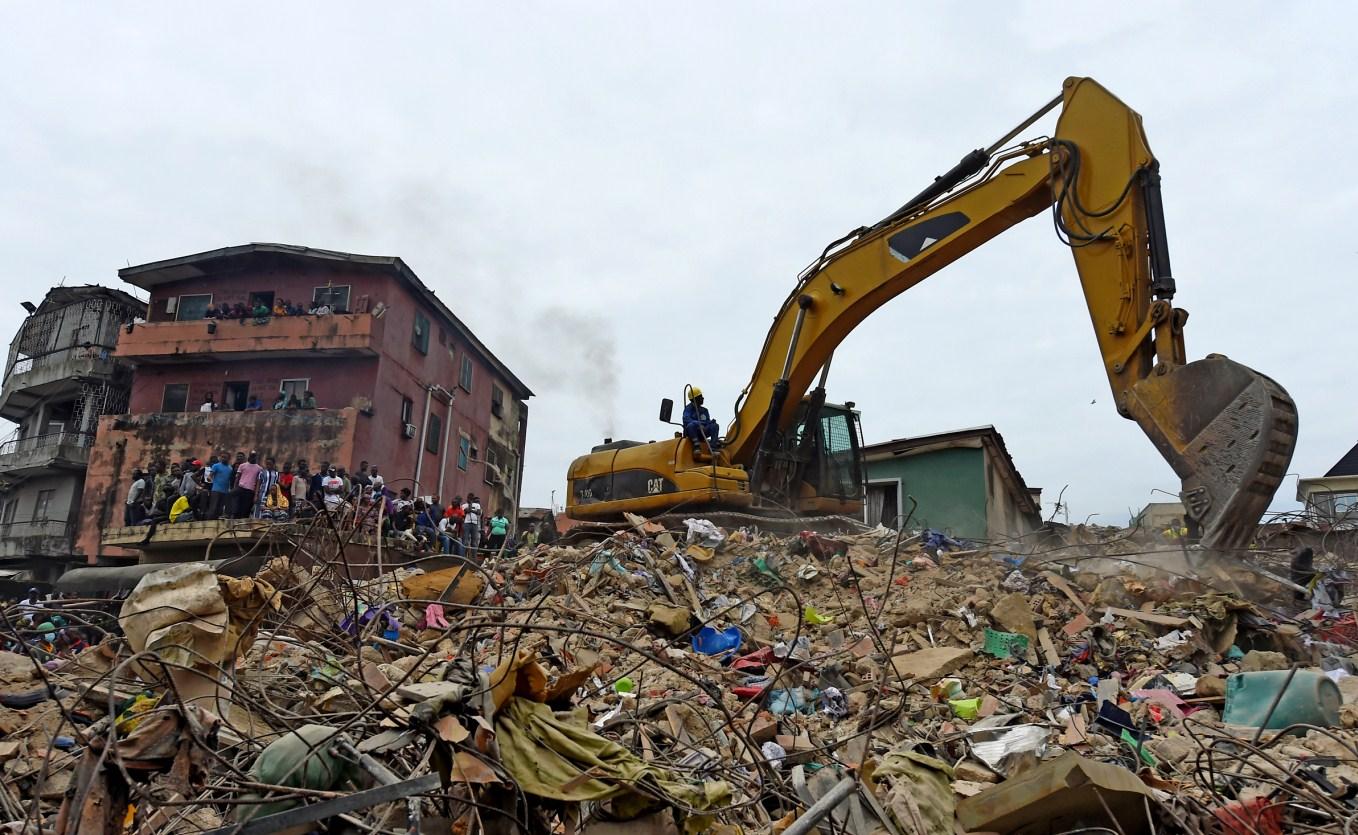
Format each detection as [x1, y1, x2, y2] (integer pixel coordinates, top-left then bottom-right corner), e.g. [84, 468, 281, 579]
[1222, 670, 1341, 731]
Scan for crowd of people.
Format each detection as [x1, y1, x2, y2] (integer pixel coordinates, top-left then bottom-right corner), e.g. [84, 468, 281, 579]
[201, 296, 349, 322]
[2, 588, 97, 661]
[120, 456, 532, 556]
[197, 389, 318, 412]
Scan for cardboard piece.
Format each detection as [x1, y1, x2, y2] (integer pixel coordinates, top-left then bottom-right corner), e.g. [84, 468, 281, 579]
[957, 751, 1156, 835]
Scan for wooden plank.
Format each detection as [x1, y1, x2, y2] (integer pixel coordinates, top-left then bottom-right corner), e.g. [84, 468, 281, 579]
[1037, 627, 1060, 667]
[1100, 606, 1189, 628]
[1041, 571, 1087, 610]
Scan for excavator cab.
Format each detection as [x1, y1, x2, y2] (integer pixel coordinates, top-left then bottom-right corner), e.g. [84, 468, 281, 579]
[751, 397, 865, 516]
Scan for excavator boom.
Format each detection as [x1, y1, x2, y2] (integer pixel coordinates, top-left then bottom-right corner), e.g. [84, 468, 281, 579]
[568, 77, 1297, 548]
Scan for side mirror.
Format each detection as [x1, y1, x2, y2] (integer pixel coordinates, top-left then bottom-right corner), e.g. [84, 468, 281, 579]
[659, 398, 674, 423]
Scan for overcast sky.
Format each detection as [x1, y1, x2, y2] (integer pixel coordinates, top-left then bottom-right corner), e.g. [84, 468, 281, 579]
[2, 4, 1353, 525]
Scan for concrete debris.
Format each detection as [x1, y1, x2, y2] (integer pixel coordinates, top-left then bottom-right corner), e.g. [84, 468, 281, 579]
[0, 513, 1354, 833]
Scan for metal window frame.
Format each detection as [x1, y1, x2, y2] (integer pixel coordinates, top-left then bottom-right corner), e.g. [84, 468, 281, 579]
[161, 383, 190, 412]
[175, 293, 213, 321]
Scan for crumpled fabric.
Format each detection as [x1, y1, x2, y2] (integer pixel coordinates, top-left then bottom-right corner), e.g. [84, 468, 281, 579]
[873, 747, 955, 835]
[921, 529, 965, 552]
[495, 696, 731, 814]
[120, 563, 229, 674]
[683, 518, 725, 549]
[423, 603, 450, 629]
[218, 574, 281, 659]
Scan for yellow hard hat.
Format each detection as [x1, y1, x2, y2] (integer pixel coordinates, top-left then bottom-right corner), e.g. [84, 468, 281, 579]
[689, 386, 703, 399]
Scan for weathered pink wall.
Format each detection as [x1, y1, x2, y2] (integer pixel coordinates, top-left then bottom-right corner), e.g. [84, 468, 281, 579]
[77, 409, 360, 562]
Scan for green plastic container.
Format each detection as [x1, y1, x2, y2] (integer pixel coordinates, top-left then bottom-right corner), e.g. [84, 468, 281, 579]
[983, 628, 1029, 659]
[1222, 670, 1341, 731]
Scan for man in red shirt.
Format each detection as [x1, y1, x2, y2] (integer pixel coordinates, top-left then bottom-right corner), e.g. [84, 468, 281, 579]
[444, 497, 465, 543]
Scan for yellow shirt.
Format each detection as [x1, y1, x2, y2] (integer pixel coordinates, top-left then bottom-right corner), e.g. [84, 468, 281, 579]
[169, 495, 190, 522]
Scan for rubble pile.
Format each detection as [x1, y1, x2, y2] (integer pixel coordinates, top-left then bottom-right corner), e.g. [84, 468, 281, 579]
[1, 512, 1356, 834]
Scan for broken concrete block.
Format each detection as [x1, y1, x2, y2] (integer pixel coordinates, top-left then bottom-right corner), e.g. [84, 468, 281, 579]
[891, 646, 973, 681]
[1239, 650, 1288, 672]
[748, 711, 778, 744]
[989, 593, 1038, 641]
[952, 759, 999, 783]
[648, 604, 691, 637]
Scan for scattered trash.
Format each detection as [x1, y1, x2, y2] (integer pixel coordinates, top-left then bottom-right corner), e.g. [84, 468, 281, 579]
[0, 513, 1353, 834]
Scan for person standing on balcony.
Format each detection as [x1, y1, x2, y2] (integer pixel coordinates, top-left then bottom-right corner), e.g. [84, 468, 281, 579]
[178, 460, 199, 500]
[301, 390, 317, 409]
[231, 452, 261, 519]
[321, 467, 345, 513]
[156, 463, 176, 499]
[291, 461, 311, 516]
[244, 394, 263, 411]
[124, 469, 147, 527]
[199, 393, 216, 413]
[207, 455, 232, 519]
[272, 391, 289, 410]
[487, 509, 510, 553]
[462, 495, 483, 554]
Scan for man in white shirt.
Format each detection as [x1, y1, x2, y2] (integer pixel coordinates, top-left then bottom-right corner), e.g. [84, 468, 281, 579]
[199, 394, 215, 412]
[125, 469, 147, 526]
[321, 467, 345, 513]
[369, 465, 384, 497]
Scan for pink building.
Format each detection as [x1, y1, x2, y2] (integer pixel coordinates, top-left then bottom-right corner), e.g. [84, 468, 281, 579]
[78, 243, 530, 563]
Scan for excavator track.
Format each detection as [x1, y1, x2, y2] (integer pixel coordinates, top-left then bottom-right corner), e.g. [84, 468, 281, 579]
[559, 509, 868, 546]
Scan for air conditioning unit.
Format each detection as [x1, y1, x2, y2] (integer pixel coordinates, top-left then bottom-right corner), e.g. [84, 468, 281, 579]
[484, 463, 502, 485]
[401, 422, 417, 439]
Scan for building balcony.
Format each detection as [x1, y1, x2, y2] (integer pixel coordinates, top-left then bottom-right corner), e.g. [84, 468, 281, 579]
[0, 519, 74, 559]
[0, 432, 93, 477]
[117, 313, 384, 364]
[0, 345, 128, 421]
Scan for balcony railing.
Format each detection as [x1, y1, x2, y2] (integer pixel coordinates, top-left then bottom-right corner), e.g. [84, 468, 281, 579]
[0, 431, 94, 457]
[0, 519, 74, 558]
[0, 431, 94, 475]
[116, 312, 384, 362]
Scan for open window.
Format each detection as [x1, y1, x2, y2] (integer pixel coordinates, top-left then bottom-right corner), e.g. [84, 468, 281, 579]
[491, 385, 504, 418]
[162, 384, 189, 412]
[223, 382, 250, 411]
[248, 291, 275, 312]
[280, 379, 309, 405]
[175, 294, 212, 321]
[313, 285, 351, 312]
[413, 311, 430, 354]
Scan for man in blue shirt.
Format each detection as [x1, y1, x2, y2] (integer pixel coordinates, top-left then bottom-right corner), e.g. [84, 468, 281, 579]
[207, 454, 234, 520]
[682, 386, 722, 454]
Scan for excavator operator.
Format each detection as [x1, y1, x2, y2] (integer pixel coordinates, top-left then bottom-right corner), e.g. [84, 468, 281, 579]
[682, 387, 722, 453]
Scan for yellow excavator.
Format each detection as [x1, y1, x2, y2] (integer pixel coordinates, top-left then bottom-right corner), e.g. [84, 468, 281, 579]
[566, 77, 1297, 550]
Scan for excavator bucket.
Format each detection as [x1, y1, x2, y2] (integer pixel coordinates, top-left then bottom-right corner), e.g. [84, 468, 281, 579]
[1124, 356, 1298, 551]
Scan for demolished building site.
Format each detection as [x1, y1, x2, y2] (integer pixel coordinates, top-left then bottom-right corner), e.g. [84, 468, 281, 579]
[0, 506, 1354, 834]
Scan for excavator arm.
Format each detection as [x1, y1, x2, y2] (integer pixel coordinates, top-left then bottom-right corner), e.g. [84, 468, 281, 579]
[725, 77, 1296, 549]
